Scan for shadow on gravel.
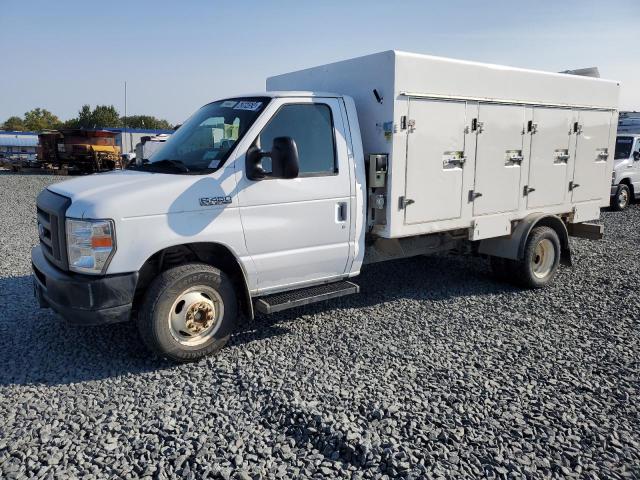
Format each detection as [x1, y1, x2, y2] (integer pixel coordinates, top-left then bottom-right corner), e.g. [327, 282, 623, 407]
[252, 254, 518, 326]
[0, 275, 174, 387]
[0, 254, 513, 387]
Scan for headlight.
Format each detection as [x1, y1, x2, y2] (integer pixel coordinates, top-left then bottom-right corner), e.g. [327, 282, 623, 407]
[66, 219, 116, 274]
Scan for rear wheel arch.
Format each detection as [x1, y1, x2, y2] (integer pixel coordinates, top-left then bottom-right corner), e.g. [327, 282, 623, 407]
[521, 215, 571, 267]
[134, 242, 254, 320]
[479, 213, 571, 266]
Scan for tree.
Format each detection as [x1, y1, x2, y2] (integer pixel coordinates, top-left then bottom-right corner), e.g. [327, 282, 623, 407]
[23, 108, 61, 131]
[2, 116, 26, 131]
[91, 105, 121, 128]
[69, 104, 122, 129]
[121, 115, 172, 130]
[74, 104, 93, 128]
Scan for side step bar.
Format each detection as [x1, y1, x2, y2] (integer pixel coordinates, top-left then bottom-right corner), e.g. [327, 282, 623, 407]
[255, 281, 360, 314]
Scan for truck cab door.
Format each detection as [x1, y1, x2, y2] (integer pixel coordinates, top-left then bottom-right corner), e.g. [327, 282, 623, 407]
[236, 98, 353, 293]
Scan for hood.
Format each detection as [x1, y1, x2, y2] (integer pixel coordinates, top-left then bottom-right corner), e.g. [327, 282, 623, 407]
[48, 168, 237, 220]
[613, 157, 632, 170]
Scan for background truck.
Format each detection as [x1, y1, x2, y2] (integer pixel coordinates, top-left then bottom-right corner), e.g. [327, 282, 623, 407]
[134, 133, 171, 164]
[38, 129, 122, 173]
[610, 134, 640, 210]
[31, 51, 619, 362]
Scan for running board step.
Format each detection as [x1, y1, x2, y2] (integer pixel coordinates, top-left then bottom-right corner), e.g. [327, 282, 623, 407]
[255, 281, 360, 314]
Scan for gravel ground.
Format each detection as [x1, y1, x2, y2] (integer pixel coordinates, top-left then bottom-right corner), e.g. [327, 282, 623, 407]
[0, 172, 638, 480]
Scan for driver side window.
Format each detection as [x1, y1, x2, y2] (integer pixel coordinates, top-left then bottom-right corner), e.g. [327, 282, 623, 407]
[255, 103, 337, 177]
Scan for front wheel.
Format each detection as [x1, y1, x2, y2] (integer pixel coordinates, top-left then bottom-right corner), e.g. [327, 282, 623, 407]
[511, 226, 561, 289]
[611, 184, 630, 211]
[137, 263, 238, 362]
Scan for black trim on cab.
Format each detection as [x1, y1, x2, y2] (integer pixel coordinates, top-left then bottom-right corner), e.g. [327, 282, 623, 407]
[32, 245, 137, 325]
[36, 189, 71, 271]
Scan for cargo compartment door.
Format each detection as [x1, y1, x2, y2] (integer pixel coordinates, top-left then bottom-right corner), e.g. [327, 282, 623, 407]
[472, 104, 525, 216]
[404, 99, 467, 225]
[526, 108, 573, 208]
[571, 110, 613, 203]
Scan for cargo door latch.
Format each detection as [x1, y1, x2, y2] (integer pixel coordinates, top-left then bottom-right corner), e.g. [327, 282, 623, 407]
[468, 190, 483, 202]
[399, 196, 415, 209]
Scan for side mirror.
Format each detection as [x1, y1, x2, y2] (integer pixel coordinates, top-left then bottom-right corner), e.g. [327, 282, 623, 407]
[270, 137, 299, 179]
[245, 136, 299, 180]
[633, 151, 640, 161]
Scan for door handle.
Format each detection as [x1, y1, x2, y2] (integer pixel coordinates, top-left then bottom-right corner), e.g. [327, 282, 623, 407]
[337, 202, 348, 222]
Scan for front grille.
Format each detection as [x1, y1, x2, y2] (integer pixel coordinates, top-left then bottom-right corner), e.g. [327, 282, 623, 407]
[36, 189, 71, 270]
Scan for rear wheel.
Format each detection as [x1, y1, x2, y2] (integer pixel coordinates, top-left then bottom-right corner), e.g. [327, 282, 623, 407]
[512, 226, 561, 288]
[137, 263, 238, 362]
[611, 184, 630, 211]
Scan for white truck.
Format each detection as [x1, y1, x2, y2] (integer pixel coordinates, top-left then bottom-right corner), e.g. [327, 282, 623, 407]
[32, 51, 619, 362]
[134, 134, 171, 164]
[610, 134, 640, 210]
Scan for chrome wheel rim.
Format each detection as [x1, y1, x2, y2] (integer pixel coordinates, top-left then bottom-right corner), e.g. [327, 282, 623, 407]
[618, 189, 629, 209]
[168, 286, 224, 346]
[532, 239, 555, 279]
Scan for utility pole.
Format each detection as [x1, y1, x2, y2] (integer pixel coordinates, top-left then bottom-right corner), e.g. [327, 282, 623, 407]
[124, 81, 128, 152]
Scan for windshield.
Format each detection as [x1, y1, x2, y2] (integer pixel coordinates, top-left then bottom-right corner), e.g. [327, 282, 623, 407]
[145, 97, 269, 173]
[614, 136, 634, 160]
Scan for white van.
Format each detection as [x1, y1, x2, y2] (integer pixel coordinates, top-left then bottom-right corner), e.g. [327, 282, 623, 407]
[610, 134, 640, 210]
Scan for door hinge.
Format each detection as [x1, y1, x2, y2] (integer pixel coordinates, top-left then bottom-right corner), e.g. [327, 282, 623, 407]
[569, 181, 580, 191]
[399, 196, 415, 209]
[471, 118, 484, 134]
[468, 190, 483, 202]
[401, 116, 416, 132]
[573, 122, 583, 135]
[523, 185, 536, 196]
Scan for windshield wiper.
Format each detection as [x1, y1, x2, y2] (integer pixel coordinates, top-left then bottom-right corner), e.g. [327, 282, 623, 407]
[132, 159, 190, 173]
[150, 159, 190, 172]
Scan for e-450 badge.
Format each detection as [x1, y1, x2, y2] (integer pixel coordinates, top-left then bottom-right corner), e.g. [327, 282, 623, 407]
[199, 196, 232, 206]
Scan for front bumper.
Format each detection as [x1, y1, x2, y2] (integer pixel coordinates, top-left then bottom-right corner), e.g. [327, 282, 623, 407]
[31, 245, 138, 325]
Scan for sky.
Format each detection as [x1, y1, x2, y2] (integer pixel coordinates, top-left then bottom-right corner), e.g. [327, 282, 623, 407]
[1, 0, 639, 125]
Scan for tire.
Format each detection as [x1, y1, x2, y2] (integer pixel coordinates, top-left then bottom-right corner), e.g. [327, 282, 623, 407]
[611, 184, 630, 211]
[511, 226, 561, 289]
[137, 263, 238, 362]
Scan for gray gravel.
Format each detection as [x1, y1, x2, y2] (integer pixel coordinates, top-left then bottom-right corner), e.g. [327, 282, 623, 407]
[0, 172, 639, 479]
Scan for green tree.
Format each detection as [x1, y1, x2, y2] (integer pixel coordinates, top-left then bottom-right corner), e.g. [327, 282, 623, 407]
[91, 105, 121, 128]
[69, 104, 122, 129]
[23, 108, 61, 131]
[2, 116, 26, 131]
[74, 104, 93, 128]
[121, 115, 172, 130]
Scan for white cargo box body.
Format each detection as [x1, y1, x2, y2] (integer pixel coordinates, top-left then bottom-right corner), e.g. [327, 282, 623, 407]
[267, 51, 620, 240]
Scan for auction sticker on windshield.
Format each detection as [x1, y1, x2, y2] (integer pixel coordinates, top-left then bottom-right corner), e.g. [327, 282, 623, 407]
[234, 101, 262, 111]
[220, 100, 237, 108]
